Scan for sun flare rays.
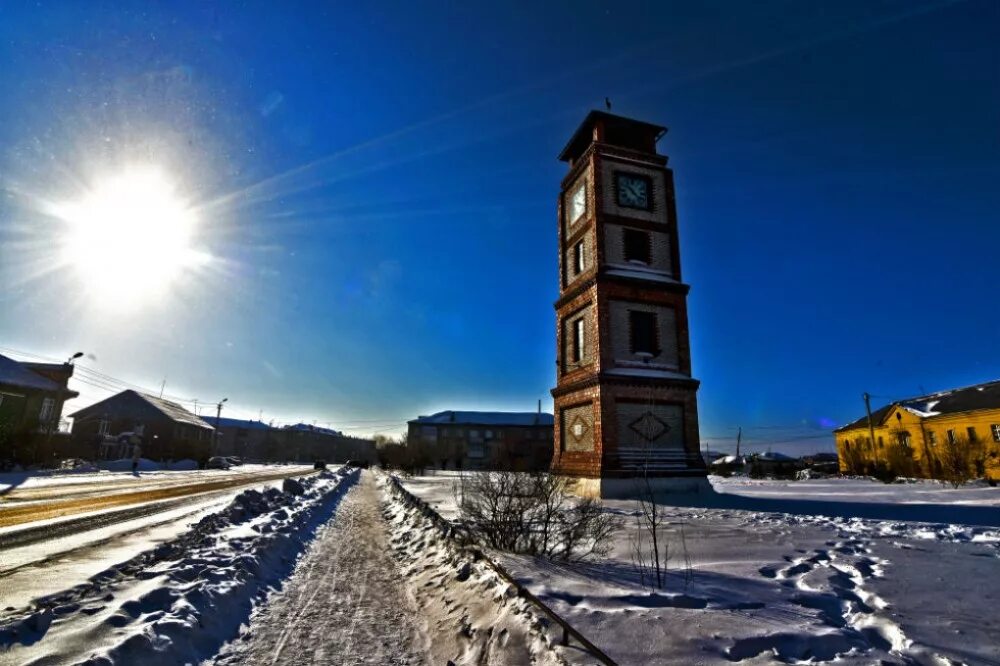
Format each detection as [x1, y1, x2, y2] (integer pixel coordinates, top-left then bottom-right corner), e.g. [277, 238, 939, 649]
[48, 166, 212, 304]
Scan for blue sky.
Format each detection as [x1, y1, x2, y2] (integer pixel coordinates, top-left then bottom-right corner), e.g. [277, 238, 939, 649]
[0, 1, 997, 453]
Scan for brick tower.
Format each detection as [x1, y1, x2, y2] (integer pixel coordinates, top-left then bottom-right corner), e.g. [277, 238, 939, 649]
[550, 111, 708, 498]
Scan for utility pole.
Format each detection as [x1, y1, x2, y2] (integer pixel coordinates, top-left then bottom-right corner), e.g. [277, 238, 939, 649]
[736, 426, 742, 458]
[863, 392, 879, 466]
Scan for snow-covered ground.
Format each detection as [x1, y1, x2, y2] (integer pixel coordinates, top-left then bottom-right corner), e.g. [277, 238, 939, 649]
[0, 468, 355, 664]
[399, 472, 1000, 665]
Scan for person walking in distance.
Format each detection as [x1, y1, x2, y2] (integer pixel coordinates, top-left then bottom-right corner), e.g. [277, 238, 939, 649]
[131, 441, 142, 475]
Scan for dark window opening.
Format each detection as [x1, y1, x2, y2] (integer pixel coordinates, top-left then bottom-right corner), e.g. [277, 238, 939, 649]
[629, 310, 659, 356]
[573, 240, 585, 275]
[623, 228, 651, 264]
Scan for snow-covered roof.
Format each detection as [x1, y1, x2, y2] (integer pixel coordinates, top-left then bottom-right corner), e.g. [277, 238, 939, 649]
[284, 423, 344, 436]
[604, 367, 692, 381]
[756, 451, 796, 462]
[411, 411, 555, 427]
[137, 392, 214, 429]
[835, 379, 1000, 432]
[0, 353, 64, 392]
[215, 417, 272, 430]
[604, 267, 679, 284]
[70, 389, 213, 429]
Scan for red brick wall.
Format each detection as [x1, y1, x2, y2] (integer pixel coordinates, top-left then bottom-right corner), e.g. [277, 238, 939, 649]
[551, 118, 703, 480]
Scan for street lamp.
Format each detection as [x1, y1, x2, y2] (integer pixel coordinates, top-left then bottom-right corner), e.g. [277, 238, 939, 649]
[214, 398, 228, 455]
[66, 351, 84, 364]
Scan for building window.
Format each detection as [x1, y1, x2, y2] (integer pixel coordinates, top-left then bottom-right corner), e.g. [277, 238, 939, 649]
[928, 431, 937, 446]
[899, 432, 911, 448]
[38, 397, 55, 423]
[629, 310, 659, 356]
[878, 436, 883, 448]
[967, 427, 978, 442]
[992, 424, 1000, 442]
[569, 182, 586, 223]
[947, 429, 956, 444]
[623, 228, 651, 264]
[573, 240, 585, 275]
[572, 317, 586, 363]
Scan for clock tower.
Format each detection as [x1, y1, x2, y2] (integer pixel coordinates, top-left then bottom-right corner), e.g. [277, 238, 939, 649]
[550, 110, 708, 498]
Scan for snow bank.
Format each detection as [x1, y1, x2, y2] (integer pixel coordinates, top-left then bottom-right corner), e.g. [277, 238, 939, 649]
[0, 468, 357, 665]
[97, 458, 198, 472]
[381, 474, 570, 666]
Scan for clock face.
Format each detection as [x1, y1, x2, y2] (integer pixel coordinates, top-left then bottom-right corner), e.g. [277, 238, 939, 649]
[569, 183, 586, 223]
[616, 173, 650, 210]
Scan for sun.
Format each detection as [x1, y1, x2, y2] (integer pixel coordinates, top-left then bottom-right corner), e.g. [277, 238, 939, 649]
[55, 166, 207, 302]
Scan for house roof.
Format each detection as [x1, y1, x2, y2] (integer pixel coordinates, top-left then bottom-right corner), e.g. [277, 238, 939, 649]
[410, 411, 555, 427]
[0, 353, 65, 392]
[70, 389, 213, 429]
[284, 423, 344, 436]
[836, 403, 895, 433]
[756, 451, 797, 462]
[134, 392, 214, 429]
[835, 379, 1000, 432]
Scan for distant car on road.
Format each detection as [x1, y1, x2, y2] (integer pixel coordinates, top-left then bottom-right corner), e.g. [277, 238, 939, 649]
[206, 456, 231, 470]
[313, 460, 327, 470]
[225, 456, 243, 466]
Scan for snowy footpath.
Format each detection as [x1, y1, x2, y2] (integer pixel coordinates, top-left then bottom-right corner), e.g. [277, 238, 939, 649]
[213, 472, 430, 665]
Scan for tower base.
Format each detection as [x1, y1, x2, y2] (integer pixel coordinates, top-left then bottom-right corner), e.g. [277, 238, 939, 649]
[562, 475, 714, 500]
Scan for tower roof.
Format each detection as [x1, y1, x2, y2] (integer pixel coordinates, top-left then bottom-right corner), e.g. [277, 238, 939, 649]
[558, 110, 667, 163]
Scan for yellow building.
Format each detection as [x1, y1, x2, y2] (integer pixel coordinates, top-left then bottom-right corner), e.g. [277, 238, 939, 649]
[834, 380, 1000, 482]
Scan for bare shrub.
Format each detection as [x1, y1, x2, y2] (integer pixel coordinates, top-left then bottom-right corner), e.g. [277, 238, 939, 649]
[455, 471, 619, 561]
[629, 475, 693, 591]
[884, 434, 918, 479]
[839, 442, 866, 476]
[935, 434, 982, 488]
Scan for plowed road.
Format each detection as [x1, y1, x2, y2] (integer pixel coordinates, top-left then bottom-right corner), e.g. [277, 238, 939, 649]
[0, 465, 315, 531]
